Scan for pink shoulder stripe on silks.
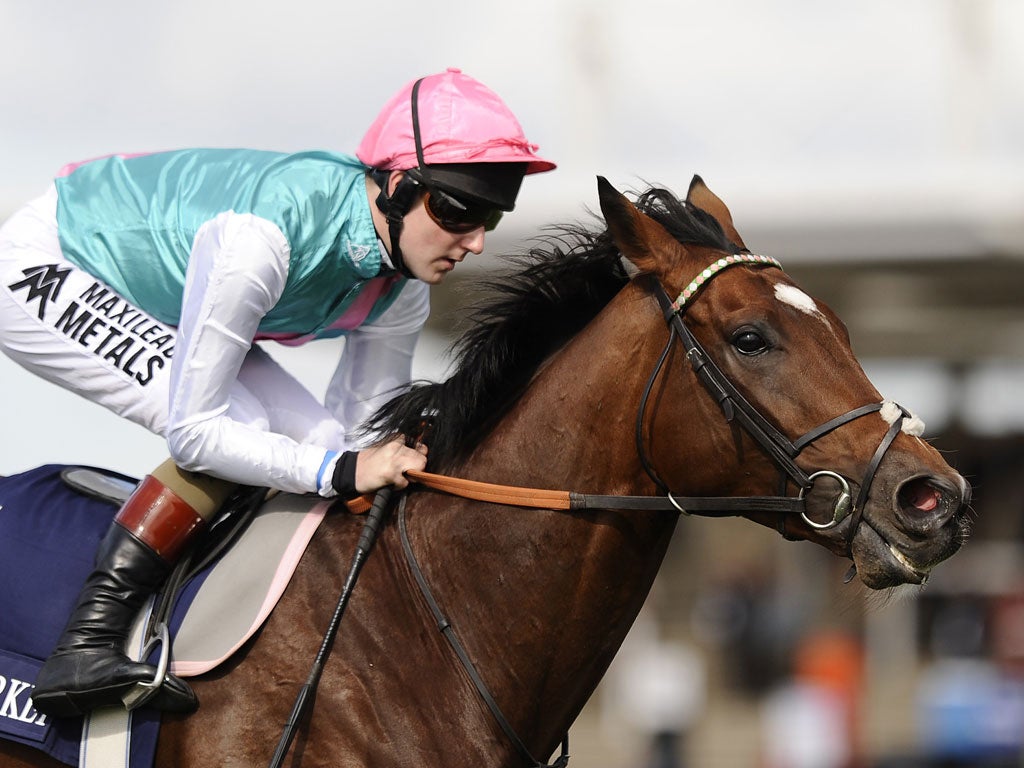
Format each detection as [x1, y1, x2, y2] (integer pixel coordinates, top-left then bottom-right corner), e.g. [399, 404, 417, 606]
[169, 502, 329, 677]
[256, 274, 399, 347]
[56, 152, 153, 177]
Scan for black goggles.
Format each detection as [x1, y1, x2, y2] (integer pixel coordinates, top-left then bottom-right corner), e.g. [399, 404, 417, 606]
[423, 187, 503, 234]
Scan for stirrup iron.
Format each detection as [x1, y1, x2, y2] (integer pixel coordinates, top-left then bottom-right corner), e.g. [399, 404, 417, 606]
[120, 622, 171, 710]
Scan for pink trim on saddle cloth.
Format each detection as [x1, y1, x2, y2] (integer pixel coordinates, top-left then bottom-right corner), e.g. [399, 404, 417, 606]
[56, 152, 152, 177]
[169, 501, 329, 677]
[256, 275, 399, 347]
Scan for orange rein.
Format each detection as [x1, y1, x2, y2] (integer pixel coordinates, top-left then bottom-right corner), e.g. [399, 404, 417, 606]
[343, 470, 572, 514]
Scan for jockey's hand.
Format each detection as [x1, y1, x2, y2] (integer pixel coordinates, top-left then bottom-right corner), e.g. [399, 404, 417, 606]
[354, 436, 428, 492]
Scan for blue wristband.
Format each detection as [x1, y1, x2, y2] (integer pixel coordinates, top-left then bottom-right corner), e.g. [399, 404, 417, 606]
[317, 450, 340, 494]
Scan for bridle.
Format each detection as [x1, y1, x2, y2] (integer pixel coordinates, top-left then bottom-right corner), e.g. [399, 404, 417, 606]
[393, 252, 915, 768]
[636, 253, 912, 543]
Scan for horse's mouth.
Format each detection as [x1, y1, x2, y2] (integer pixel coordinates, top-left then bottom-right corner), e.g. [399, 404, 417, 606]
[882, 540, 931, 585]
[851, 522, 939, 588]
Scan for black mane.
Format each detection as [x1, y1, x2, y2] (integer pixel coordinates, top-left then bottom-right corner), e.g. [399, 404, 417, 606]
[364, 184, 738, 471]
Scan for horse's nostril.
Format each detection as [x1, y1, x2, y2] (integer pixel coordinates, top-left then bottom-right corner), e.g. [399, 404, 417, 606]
[900, 479, 942, 515]
[896, 477, 961, 532]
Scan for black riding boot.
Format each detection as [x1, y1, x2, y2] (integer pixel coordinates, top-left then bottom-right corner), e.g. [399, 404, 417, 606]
[32, 476, 206, 718]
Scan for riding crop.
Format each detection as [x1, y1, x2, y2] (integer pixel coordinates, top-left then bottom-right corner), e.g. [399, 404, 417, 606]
[267, 485, 394, 768]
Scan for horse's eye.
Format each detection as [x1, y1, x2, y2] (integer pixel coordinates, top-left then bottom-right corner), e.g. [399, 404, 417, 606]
[732, 329, 769, 356]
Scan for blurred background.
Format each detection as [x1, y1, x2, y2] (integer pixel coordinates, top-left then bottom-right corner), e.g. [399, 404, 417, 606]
[2, 1, 1023, 765]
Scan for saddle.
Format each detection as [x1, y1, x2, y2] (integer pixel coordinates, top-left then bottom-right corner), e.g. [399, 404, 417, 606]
[0, 464, 327, 767]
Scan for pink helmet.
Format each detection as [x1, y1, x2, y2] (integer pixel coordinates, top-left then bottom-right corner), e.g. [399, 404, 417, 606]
[357, 68, 556, 177]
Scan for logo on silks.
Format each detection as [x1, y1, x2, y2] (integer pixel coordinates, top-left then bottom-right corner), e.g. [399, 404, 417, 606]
[8, 264, 176, 387]
[7, 264, 70, 321]
[346, 239, 373, 265]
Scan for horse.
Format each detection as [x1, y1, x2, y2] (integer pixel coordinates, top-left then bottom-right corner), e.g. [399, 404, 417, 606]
[1, 175, 970, 767]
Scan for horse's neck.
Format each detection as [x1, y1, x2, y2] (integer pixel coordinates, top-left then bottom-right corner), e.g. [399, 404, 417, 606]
[411, 281, 682, 740]
[467, 281, 670, 494]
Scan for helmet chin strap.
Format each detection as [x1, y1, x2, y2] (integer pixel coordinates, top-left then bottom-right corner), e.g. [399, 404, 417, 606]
[371, 78, 432, 281]
[372, 169, 419, 279]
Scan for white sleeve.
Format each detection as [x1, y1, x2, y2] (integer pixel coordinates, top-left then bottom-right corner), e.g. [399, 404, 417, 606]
[325, 279, 429, 446]
[166, 211, 336, 495]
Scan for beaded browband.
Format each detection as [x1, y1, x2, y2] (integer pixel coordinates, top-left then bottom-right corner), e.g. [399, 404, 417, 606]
[671, 254, 783, 313]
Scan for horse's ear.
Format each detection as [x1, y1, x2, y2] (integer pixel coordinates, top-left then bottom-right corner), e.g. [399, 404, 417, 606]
[597, 176, 673, 275]
[686, 175, 748, 250]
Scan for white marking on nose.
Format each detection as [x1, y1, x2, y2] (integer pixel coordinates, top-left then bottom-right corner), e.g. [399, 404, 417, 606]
[880, 400, 926, 436]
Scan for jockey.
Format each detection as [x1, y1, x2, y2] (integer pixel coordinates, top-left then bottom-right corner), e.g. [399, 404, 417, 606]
[0, 68, 554, 717]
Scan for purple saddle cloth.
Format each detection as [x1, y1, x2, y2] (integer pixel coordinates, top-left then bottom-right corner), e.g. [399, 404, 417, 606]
[0, 464, 162, 766]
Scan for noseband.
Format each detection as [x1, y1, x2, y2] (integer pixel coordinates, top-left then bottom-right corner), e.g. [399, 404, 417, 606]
[637, 254, 912, 543]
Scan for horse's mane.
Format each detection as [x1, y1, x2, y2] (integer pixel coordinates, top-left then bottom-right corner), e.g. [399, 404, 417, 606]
[365, 184, 738, 471]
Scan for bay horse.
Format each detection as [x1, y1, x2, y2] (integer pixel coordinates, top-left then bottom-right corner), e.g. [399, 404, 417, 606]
[2, 176, 969, 767]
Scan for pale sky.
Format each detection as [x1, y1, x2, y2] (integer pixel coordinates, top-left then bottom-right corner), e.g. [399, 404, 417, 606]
[1, 0, 1022, 476]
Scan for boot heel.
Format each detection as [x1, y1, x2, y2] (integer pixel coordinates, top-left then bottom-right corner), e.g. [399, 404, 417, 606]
[29, 689, 80, 719]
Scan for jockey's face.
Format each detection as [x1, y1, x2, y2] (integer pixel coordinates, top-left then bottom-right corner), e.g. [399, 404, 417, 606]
[398, 190, 486, 285]
[369, 171, 488, 285]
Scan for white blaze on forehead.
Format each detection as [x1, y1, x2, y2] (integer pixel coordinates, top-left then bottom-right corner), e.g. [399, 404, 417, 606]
[775, 283, 836, 334]
[774, 283, 823, 318]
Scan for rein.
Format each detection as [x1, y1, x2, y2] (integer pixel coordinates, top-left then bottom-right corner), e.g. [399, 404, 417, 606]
[397, 469, 804, 517]
[353, 255, 910, 540]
